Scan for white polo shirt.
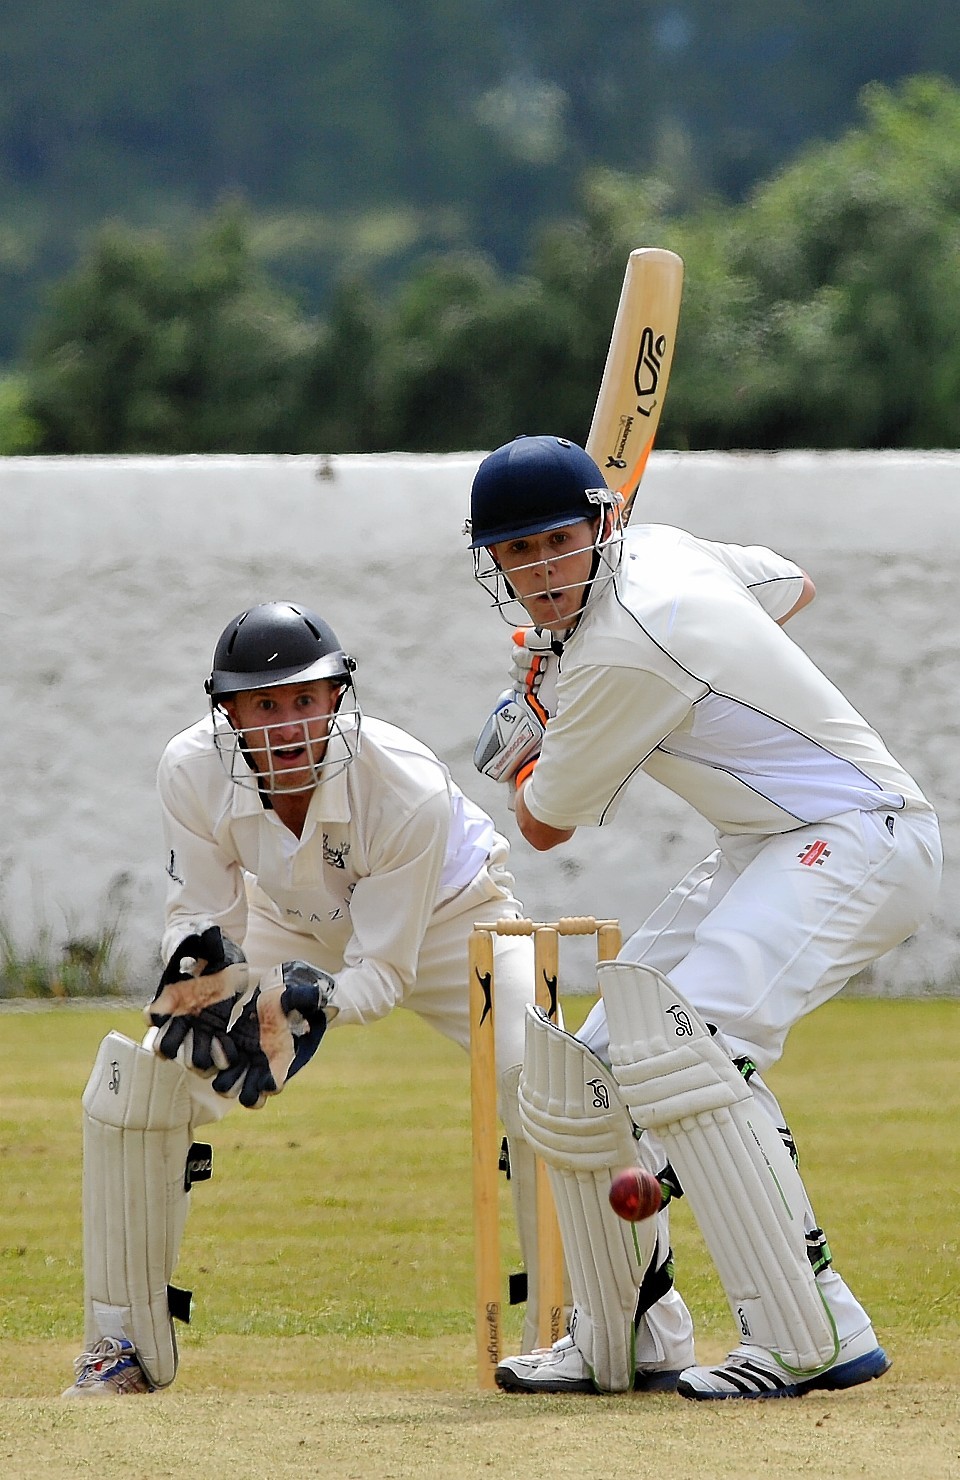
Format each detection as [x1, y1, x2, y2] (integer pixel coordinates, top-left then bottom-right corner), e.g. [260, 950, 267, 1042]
[158, 714, 498, 1024]
[524, 524, 932, 836]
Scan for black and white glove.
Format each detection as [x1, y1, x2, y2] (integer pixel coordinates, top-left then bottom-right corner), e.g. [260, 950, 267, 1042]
[474, 688, 546, 786]
[145, 924, 249, 1076]
[211, 960, 337, 1110]
[509, 626, 560, 720]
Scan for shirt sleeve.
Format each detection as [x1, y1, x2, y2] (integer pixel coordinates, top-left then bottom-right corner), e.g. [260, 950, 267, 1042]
[158, 750, 248, 964]
[523, 663, 696, 829]
[329, 788, 451, 1027]
[700, 539, 806, 622]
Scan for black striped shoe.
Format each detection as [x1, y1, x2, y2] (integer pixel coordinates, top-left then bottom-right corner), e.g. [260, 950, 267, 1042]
[676, 1328, 891, 1401]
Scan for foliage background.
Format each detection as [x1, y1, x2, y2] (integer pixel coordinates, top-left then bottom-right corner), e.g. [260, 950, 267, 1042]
[1, 8, 960, 450]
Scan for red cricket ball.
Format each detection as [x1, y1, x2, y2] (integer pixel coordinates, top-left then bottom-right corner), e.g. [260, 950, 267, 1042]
[608, 1166, 663, 1222]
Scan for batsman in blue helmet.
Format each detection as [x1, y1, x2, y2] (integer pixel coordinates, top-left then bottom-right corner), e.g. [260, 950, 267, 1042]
[466, 434, 941, 1399]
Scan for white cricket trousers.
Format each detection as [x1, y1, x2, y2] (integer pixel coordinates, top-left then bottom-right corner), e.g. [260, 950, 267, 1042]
[577, 804, 942, 1352]
[142, 857, 546, 1351]
[580, 805, 942, 1071]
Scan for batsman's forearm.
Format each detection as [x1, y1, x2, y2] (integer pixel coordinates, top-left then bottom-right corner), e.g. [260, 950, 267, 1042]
[515, 781, 575, 852]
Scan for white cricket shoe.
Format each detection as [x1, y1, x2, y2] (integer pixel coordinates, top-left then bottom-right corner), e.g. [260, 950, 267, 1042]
[676, 1324, 891, 1401]
[495, 1334, 686, 1394]
[62, 1336, 152, 1398]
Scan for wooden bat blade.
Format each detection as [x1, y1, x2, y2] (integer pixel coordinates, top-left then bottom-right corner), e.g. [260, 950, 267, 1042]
[585, 248, 684, 524]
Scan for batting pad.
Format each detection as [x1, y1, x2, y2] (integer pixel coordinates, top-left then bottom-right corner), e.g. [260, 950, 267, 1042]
[599, 962, 838, 1373]
[82, 1032, 195, 1388]
[519, 1006, 658, 1391]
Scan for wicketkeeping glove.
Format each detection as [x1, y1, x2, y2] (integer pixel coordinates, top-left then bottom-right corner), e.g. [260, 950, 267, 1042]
[211, 960, 337, 1110]
[509, 626, 560, 719]
[145, 924, 249, 1076]
[474, 689, 546, 785]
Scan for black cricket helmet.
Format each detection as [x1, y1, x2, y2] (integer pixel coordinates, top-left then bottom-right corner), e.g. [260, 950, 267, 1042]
[206, 602, 355, 700]
[206, 602, 360, 794]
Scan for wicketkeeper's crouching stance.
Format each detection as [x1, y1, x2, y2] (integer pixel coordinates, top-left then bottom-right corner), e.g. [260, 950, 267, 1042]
[64, 601, 545, 1397]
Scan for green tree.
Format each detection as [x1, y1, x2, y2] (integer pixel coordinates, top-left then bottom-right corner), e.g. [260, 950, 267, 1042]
[24, 207, 313, 452]
[680, 75, 960, 448]
[19, 76, 960, 454]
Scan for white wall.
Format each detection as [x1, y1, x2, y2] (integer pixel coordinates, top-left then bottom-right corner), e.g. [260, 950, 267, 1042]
[1, 450, 956, 995]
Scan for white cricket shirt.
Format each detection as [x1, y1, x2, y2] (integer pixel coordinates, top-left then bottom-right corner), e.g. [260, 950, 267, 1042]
[158, 714, 498, 1024]
[524, 525, 932, 835]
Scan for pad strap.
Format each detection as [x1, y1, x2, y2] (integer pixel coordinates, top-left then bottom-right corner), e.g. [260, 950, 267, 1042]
[599, 962, 838, 1372]
[519, 1006, 657, 1391]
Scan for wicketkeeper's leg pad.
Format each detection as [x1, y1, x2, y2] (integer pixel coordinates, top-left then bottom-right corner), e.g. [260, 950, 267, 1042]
[599, 961, 839, 1372]
[82, 1032, 208, 1388]
[519, 1005, 658, 1392]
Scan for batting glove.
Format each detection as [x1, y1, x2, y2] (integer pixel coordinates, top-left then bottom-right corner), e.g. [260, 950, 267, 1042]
[145, 924, 249, 1075]
[474, 689, 546, 786]
[509, 627, 560, 719]
[212, 960, 337, 1110]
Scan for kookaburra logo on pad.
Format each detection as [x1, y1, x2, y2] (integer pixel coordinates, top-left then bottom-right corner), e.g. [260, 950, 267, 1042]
[587, 1078, 611, 1110]
[667, 1003, 694, 1036]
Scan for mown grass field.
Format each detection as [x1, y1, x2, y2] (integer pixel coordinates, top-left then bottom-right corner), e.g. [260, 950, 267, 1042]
[1, 995, 958, 1478]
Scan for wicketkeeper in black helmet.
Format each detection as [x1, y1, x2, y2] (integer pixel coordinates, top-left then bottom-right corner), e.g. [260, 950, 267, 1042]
[467, 435, 941, 1399]
[64, 600, 547, 1397]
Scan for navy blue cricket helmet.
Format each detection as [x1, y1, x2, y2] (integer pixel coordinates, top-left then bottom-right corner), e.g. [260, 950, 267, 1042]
[467, 436, 612, 548]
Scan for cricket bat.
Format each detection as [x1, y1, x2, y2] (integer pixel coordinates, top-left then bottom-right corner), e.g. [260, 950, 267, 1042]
[585, 247, 684, 526]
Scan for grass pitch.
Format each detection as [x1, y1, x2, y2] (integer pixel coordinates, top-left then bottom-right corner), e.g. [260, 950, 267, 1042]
[1, 996, 958, 1478]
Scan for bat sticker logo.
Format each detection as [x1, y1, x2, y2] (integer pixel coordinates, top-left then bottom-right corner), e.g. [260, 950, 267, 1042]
[634, 327, 667, 415]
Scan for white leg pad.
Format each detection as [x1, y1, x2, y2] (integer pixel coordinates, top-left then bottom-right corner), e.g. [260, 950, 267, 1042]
[82, 1032, 195, 1388]
[519, 1006, 658, 1391]
[599, 962, 838, 1371]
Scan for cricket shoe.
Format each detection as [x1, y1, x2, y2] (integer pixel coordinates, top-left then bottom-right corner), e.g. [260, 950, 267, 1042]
[495, 1334, 685, 1394]
[62, 1336, 153, 1398]
[676, 1324, 891, 1401]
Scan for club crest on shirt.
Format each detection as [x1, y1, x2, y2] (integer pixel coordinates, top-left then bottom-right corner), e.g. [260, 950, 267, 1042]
[322, 835, 350, 869]
[798, 839, 831, 867]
